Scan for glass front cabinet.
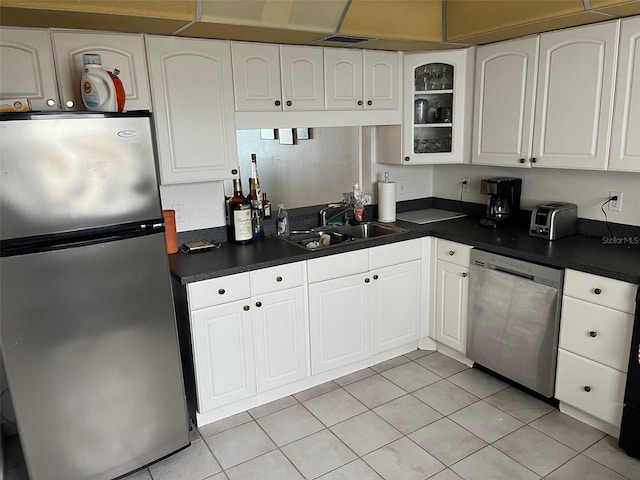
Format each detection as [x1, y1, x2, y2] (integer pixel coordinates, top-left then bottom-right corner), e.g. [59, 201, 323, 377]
[402, 49, 475, 165]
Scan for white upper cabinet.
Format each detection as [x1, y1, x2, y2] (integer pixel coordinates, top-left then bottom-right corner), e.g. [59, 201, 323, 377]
[324, 49, 399, 110]
[472, 36, 539, 167]
[146, 36, 239, 184]
[609, 16, 640, 172]
[399, 48, 474, 165]
[324, 48, 363, 110]
[231, 42, 282, 112]
[532, 21, 618, 170]
[280, 45, 325, 110]
[51, 30, 151, 111]
[0, 27, 59, 111]
[232, 42, 324, 112]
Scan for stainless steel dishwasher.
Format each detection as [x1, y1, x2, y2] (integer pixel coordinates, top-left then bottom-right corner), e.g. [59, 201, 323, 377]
[466, 250, 564, 398]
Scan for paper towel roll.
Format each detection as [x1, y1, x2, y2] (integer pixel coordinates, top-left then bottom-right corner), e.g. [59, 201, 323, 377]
[378, 181, 396, 223]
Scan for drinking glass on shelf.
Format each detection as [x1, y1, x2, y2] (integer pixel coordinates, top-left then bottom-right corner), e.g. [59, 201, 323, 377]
[414, 66, 427, 91]
[441, 65, 454, 89]
[427, 65, 441, 90]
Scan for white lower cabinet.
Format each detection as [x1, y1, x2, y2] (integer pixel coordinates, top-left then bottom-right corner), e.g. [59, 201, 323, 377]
[433, 240, 472, 355]
[187, 263, 307, 415]
[556, 269, 637, 437]
[309, 272, 371, 374]
[191, 299, 256, 412]
[253, 286, 307, 392]
[308, 240, 422, 374]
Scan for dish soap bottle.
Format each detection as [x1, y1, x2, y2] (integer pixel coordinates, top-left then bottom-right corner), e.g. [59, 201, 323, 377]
[276, 204, 289, 237]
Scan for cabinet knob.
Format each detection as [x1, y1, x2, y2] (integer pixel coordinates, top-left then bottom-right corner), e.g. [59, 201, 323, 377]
[373, 274, 379, 280]
[462, 272, 468, 278]
[404, 156, 410, 162]
[65, 100, 74, 108]
[46, 99, 56, 107]
[276, 276, 283, 282]
[583, 385, 592, 392]
[231, 169, 238, 175]
[365, 277, 370, 283]
[275, 100, 281, 106]
[286, 100, 293, 107]
[255, 301, 262, 308]
[243, 305, 250, 311]
[519, 158, 526, 164]
[448, 250, 455, 256]
[218, 288, 226, 295]
[367, 100, 373, 106]
[589, 331, 598, 338]
[531, 157, 537, 164]
[593, 288, 602, 295]
[357, 100, 363, 106]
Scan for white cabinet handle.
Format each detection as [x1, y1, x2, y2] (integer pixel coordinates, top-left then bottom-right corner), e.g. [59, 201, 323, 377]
[46, 99, 56, 107]
[65, 100, 74, 108]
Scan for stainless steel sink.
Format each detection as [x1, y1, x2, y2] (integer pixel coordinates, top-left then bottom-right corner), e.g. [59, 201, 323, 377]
[277, 222, 408, 250]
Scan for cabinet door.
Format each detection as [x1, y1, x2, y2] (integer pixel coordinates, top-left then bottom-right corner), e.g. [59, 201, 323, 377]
[280, 45, 324, 111]
[364, 50, 399, 110]
[472, 37, 538, 167]
[51, 31, 151, 111]
[371, 260, 421, 354]
[324, 48, 363, 110]
[253, 287, 308, 392]
[403, 49, 474, 165]
[532, 21, 618, 170]
[146, 36, 239, 184]
[191, 300, 256, 413]
[434, 260, 469, 354]
[231, 42, 282, 112]
[309, 273, 371, 374]
[0, 27, 59, 111]
[609, 17, 640, 172]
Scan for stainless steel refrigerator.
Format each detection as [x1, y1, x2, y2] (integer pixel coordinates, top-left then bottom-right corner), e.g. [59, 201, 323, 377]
[0, 112, 190, 479]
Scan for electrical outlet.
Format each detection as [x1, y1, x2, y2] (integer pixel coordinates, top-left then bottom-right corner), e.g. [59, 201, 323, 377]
[172, 203, 185, 222]
[608, 191, 623, 212]
[399, 180, 406, 195]
[462, 177, 470, 193]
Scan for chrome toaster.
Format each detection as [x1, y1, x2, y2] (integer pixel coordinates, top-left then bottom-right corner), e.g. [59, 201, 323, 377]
[529, 202, 578, 240]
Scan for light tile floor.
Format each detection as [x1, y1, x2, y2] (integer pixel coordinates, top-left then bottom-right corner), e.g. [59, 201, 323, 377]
[4, 350, 640, 480]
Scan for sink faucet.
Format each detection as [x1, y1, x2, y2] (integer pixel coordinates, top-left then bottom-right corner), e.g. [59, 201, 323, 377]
[319, 203, 353, 227]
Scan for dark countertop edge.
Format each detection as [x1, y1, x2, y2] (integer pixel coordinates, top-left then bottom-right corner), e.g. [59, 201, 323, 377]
[169, 216, 640, 286]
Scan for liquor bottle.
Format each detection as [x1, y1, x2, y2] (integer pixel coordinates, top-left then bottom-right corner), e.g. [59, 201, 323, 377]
[262, 192, 272, 219]
[250, 154, 262, 213]
[228, 178, 252, 244]
[252, 204, 265, 241]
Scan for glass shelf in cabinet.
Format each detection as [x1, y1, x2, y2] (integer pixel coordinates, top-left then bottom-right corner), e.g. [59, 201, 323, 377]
[414, 123, 453, 128]
[415, 89, 453, 95]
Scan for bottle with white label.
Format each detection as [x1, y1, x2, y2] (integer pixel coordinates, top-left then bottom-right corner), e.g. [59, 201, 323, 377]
[228, 178, 252, 244]
[80, 53, 117, 112]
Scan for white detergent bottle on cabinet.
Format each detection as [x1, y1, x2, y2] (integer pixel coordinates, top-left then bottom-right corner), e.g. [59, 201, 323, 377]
[80, 54, 123, 112]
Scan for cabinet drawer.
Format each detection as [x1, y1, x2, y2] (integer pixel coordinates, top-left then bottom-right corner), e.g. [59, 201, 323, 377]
[187, 272, 250, 310]
[560, 296, 634, 372]
[564, 269, 637, 313]
[436, 239, 472, 267]
[555, 349, 627, 426]
[250, 262, 304, 296]
[369, 238, 421, 270]
[307, 249, 369, 283]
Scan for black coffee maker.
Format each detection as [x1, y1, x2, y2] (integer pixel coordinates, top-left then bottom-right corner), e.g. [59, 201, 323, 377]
[480, 177, 522, 228]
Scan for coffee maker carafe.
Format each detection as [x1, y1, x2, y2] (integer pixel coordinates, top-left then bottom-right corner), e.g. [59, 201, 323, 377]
[480, 177, 522, 228]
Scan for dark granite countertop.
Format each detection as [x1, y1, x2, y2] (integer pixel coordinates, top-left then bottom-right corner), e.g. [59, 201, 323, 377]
[169, 214, 640, 285]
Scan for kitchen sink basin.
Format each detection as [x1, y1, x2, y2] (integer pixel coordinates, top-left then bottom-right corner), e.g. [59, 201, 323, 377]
[277, 222, 408, 250]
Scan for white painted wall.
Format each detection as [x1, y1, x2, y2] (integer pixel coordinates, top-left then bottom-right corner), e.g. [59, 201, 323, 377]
[159, 182, 226, 232]
[432, 164, 640, 226]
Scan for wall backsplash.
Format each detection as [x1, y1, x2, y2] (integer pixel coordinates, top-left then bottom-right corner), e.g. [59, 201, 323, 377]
[432, 164, 640, 226]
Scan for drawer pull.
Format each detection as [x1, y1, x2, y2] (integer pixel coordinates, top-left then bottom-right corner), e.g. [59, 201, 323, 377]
[462, 272, 468, 278]
[589, 331, 598, 338]
[373, 274, 379, 280]
[358, 100, 363, 106]
[286, 100, 293, 107]
[583, 385, 592, 392]
[519, 158, 526, 164]
[255, 301, 262, 308]
[275, 100, 281, 106]
[593, 288, 602, 295]
[448, 250, 455, 256]
[367, 100, 373, 106]
[218, 288, 226, 295]
[243, 305, 250, 311]
[365, 278, 370, 283]
[276, 276, 283, 282]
